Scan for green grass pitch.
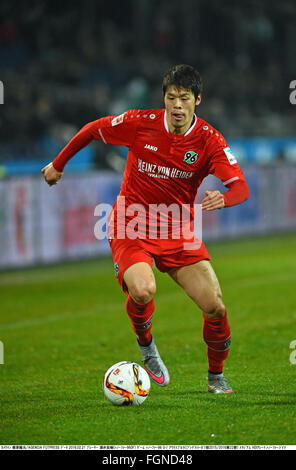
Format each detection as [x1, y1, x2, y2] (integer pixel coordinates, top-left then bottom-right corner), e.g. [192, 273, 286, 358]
[0, 233, 296, 446]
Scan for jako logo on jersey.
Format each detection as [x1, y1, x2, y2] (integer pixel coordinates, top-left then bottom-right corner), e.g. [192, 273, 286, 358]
[183, 151, 198, 164]
[144, 144, 158, 152]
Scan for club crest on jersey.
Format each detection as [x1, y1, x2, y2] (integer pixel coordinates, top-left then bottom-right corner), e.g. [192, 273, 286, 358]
[183, 151, 198, 165]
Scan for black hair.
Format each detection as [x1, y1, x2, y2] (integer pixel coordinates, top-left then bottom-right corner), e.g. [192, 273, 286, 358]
[162, 64, 203, 100]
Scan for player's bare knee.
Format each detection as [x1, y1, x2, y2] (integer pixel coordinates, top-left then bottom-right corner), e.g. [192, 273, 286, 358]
[203, 298, 226, 319]
[129, 281, 156, 305]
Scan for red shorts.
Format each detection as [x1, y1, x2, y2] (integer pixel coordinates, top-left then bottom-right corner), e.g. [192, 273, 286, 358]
[109, 237, 210, 294]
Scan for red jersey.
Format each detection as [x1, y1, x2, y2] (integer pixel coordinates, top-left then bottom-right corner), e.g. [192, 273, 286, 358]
[53, 108, 249, 247]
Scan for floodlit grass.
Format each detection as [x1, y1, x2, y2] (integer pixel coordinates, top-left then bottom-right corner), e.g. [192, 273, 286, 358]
[0, 233, 296, 445]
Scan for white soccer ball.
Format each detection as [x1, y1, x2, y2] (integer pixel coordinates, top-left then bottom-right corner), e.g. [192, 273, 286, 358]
[102, 361, 151, 406]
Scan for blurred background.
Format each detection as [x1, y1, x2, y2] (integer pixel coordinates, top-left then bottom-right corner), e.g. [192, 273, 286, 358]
[0, 0, 296, 268]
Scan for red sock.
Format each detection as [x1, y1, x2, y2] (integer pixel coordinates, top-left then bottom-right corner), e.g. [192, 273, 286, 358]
[125, 295, 154, 346]
[202, 310, 231, 373]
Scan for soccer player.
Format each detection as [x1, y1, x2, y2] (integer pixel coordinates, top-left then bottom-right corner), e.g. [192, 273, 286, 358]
[42, 64, 249, 394]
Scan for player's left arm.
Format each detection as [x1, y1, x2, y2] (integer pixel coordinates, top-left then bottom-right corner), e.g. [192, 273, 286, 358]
[201, 179, 249, 211]
[202, 138, 249, 211]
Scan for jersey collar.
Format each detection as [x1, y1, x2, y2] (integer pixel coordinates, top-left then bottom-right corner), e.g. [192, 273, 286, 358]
[164, 110, 197, 137]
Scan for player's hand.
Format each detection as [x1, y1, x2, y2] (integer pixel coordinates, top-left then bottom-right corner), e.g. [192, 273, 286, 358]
[201, 190, 225, 211]
[41, 163, 63, 187]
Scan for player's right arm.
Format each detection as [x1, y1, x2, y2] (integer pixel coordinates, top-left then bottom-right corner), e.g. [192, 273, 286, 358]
[41, 111, 140, 186]
[41, 162, 63, 186]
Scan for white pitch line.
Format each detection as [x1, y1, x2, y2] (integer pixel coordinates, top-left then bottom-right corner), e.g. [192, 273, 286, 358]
[0, 272, 295, 332]
[0, 291, 183, 331]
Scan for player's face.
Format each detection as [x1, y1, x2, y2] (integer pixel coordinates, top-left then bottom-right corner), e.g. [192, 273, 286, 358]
[164, 86, 201, 135]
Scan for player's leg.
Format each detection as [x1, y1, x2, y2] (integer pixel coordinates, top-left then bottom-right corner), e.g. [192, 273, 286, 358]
[123, 262, 156, 346]
[124, 261, 156, 305]
[123, 261, 170, 387]
[168, 260, 233, 393]
[109, 237, 156, 346]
